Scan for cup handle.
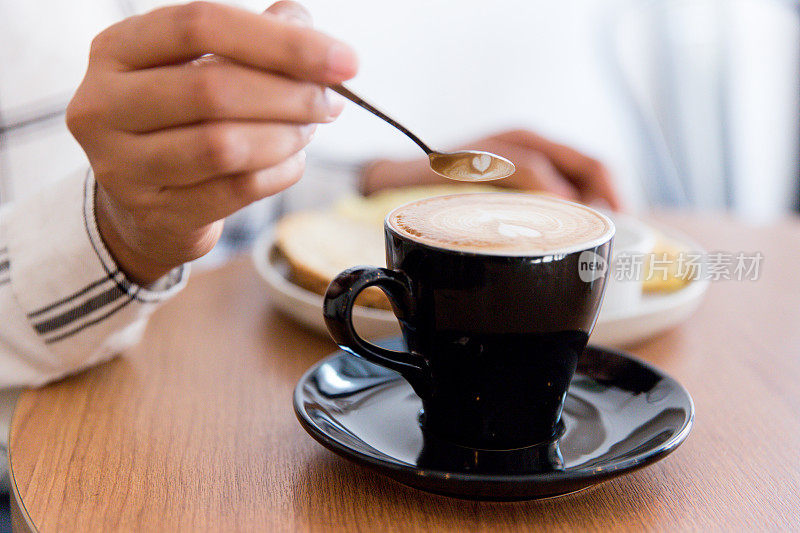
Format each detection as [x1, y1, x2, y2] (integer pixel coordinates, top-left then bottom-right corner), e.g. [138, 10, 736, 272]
[323, 266, 431, 399]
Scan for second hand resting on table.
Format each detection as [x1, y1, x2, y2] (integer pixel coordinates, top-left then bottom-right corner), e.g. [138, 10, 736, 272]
[66, 0, 620, 287]
[361, 129, 622, 210]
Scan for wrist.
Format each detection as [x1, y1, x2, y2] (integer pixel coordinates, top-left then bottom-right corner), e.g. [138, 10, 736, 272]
[94, 184, 174, 286]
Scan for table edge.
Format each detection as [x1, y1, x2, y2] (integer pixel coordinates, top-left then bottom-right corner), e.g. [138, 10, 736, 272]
[8, 390, 39, 533]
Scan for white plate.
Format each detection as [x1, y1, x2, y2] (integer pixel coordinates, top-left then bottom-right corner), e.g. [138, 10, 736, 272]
[251, 223, 708, 348]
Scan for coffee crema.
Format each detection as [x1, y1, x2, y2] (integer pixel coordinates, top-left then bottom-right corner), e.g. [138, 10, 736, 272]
[387, 193, 614, 255]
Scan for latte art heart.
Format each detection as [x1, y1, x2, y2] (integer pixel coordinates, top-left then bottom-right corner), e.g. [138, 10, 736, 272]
[471, 154, 491, 173]
[387, 193, 613, 255]
[497, 223, 542, 238]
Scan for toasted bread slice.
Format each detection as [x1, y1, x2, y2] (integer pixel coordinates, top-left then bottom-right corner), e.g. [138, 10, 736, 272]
[275, 211, 392, 309]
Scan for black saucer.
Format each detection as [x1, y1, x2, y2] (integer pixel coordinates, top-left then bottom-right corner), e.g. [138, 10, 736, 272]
[294, 339, 694, 501]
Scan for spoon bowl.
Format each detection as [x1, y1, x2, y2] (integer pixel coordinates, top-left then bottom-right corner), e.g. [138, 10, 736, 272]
[428, 150, 516, 182]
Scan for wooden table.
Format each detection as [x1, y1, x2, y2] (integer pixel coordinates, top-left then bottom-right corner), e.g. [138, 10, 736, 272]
[8, 214, 800, 531]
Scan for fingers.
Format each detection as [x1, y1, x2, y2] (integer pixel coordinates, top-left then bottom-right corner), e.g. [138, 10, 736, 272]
[111, 61, 345, 132]
[505, 153, 581, 202]
[72, 1, 341, 272]
[469, 139, 582, 201]
[93, 2, 357, 83]
[491, 129, 622, 209]
[111, 121, 314, 186]
[167, 150, 306, 226]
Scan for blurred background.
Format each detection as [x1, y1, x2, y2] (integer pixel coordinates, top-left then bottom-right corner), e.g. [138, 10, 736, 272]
[1, 0, 798, 232]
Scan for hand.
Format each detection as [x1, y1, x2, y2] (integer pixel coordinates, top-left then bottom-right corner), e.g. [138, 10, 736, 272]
[360, 129, 622, 210]
[67, 1, 357, 284]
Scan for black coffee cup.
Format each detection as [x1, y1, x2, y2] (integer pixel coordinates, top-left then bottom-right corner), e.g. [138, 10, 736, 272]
[323, 195, 613, 450]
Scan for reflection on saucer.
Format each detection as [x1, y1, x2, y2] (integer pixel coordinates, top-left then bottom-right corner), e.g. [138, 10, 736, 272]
[417, 423, 565, 475]
[294, 340, 694, 501]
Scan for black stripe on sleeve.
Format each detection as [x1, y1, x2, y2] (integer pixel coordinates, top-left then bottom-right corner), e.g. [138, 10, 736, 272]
[33, 285, 126, 334]
[0, 259, 9, 273]
[27, 272, 118, 318]
[44, 293, 137, 344]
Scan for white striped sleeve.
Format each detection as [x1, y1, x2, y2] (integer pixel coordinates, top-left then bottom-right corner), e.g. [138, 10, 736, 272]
[0, 168, 189, 388]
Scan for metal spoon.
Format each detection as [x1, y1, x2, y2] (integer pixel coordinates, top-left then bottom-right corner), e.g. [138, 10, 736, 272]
[329, 84, 515, 182]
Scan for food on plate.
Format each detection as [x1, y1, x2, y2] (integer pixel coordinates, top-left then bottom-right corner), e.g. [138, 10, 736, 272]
[642, 234, 694, 293]
[275, 210, 390, 308]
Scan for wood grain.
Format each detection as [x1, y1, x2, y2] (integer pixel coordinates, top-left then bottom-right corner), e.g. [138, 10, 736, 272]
[9, 213, 800, 532]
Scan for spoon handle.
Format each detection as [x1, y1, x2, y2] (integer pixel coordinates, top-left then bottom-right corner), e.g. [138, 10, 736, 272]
[329, 84, 433, 155]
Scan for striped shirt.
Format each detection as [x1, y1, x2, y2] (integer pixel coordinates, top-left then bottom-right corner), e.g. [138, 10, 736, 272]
[0, 168, 187, 388]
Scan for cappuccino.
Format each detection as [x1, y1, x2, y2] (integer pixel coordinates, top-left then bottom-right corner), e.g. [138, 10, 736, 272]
[387, 193, 614, 255]
[327, 192, 615, 448]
